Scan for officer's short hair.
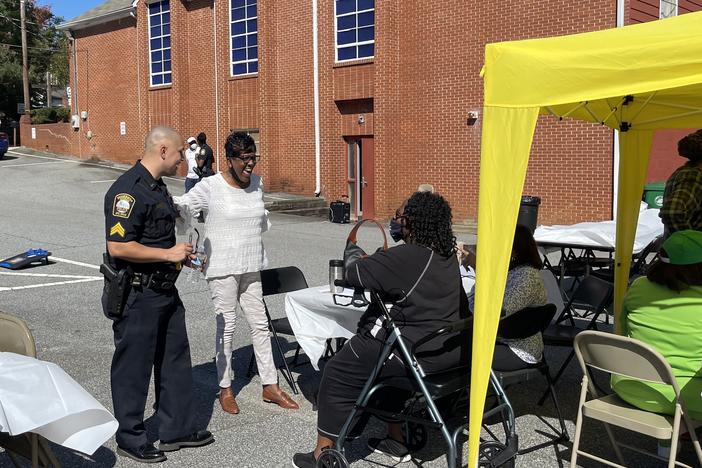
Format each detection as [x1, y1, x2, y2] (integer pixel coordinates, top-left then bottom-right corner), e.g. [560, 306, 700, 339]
[145, 126, 180, 153]
[197, 132, 207, 145]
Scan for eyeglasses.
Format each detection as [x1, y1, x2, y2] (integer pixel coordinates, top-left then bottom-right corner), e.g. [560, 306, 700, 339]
[231, 153, 260, 164]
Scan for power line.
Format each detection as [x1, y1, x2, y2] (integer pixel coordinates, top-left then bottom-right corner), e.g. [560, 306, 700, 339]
[0, 41, 60, 51]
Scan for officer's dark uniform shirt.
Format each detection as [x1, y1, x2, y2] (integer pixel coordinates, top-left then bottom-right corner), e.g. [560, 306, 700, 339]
[104, 160, 178, 273]
[199, 143, 214, 177]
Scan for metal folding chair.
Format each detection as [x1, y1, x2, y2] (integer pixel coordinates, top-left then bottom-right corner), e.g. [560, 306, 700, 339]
[493, 304, 569, 454]
[571, 331, 702, 468]
[0, 312, 61, 468]
[540, 275, 613, 402]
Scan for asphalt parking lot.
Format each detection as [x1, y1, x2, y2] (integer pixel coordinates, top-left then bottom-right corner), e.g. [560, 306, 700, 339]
[0, 149, 697, 467]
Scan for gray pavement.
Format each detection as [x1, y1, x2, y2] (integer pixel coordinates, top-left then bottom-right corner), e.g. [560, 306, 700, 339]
[0, 149, 696, 467]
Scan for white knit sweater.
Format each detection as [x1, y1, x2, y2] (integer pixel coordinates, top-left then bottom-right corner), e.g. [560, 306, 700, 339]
[173, 173, 269, 279]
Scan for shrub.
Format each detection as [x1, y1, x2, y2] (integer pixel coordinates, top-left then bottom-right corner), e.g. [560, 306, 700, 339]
[29, 107, 71, 124]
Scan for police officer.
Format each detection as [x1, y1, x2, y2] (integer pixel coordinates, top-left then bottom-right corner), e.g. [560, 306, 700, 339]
[103, 126, 213, 463]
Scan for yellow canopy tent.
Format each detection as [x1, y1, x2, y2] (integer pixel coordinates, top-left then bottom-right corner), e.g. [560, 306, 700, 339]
[470, 11, 702, 467]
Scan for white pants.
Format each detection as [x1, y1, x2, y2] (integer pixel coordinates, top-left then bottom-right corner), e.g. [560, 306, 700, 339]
[208, 272, 277, 387]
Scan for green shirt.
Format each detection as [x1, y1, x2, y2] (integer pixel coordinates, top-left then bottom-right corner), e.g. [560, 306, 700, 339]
[611, 277, 702, 419]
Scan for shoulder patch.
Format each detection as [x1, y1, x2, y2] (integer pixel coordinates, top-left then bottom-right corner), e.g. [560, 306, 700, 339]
[112, 193, 136, 218]
[110, 222, 126, 238]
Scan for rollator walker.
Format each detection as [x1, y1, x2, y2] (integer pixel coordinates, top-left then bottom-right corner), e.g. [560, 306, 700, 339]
[316, 283, 518, 468]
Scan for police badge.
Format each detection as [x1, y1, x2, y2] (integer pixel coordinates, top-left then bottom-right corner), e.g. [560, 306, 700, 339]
[113, 193, 136, 219]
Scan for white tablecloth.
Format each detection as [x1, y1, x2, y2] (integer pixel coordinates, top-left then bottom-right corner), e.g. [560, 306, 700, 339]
[0, 352, 117, 455]
[285, 286, 368, 370]
[285, 274, 476, 370]
[534, 208, 663, 254]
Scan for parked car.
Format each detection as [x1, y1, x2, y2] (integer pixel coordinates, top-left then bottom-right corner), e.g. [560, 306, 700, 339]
[0, 132, 8, 159]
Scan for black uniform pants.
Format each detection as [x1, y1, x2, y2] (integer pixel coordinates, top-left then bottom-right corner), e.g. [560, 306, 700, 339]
[109, 286, 195, 448]
[317, 333, 411, 440]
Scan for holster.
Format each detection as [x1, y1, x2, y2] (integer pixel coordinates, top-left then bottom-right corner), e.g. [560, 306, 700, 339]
[100, 256, 132, 321]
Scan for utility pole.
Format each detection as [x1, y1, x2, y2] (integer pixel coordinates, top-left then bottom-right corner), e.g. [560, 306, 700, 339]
[20, 0, 30, 114]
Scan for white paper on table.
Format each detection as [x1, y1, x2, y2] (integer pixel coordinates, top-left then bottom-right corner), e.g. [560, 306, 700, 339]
[534, 208, 663, 254]
[285, 287, 367, 370]
[0, 352, 117, 455]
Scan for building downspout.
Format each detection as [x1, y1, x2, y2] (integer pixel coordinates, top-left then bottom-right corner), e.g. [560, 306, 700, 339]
[612, 0, 624, 215]
[131, 8, 143, 138]
[312, 0, 321, 196]
[213, 0, 221, 170]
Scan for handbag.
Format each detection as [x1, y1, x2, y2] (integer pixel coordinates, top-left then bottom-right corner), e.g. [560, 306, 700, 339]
[343, 219, 389, 270]
[342, 219, 388, 307]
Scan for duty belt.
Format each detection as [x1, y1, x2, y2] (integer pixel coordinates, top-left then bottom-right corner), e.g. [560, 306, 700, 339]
[131, 271, 179, 290]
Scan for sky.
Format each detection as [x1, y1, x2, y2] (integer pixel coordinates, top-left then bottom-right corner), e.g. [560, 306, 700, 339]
[37, 0, 107, 21]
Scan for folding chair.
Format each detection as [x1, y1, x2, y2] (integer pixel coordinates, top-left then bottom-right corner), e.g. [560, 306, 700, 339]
[246, 266, 309, 395]
[591, 234, 664, 283]
[540, 274, 613, 401]
[0, 312, 61, 468]
[539, 270, 565, 318]
[571, 331, 702, 468]
[493, 304, 569, 454]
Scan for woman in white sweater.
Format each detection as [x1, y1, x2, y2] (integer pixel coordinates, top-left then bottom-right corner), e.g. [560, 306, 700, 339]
[173, 132, 298, 414]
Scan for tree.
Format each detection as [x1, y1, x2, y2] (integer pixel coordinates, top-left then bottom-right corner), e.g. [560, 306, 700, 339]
[0, 0, 67, 120]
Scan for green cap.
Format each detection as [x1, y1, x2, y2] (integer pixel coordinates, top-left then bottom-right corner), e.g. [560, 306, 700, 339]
[661, 230, 702, 265]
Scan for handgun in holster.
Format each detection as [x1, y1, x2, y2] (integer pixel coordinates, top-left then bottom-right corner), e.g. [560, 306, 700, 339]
[100, 254, 132, 320]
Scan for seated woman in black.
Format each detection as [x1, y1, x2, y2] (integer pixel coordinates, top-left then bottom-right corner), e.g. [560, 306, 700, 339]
[292, 191, 470, 467]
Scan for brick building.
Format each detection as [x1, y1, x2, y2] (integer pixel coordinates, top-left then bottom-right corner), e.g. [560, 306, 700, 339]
[21, 0, 701, 224]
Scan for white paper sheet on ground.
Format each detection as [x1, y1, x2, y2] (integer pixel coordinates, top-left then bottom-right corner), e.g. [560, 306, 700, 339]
[0, 352, 117, 455]
[534, 208, 663, 254]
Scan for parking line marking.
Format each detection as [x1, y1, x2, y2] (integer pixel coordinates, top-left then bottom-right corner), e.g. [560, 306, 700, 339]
[0, 272, 100, 279]
[0, 277, 102, 292]
[49, 256, 101, 270]
[0, 161, 72, 168]
[89, 179, 117, 184]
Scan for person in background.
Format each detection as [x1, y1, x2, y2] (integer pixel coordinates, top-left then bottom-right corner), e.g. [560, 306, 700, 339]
[612, 230, 702, 424]
[196, 132, 215, 178]
[660, 129, 702, 237]
[173, 131, 299, 416]
[292, 192, 470, 467]
[184, 136, 200, 193]
[103, 126, 213, 463]
[467, 224, 547, 370]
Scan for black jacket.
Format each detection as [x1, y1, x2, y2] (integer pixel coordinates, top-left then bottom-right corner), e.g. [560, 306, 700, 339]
[345, 243, 470, 374]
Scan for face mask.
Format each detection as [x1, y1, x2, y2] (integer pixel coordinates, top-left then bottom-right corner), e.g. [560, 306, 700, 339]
[389, 219, 404, 243]
[189, 143, 197, 150]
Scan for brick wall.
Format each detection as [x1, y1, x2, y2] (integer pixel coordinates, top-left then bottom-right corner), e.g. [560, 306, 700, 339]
[20, 121, 80, 157]
[43, 0, 702, 225]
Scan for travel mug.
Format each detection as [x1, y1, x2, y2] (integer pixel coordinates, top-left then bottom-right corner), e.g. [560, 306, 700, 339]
[329, 259, 345, 293]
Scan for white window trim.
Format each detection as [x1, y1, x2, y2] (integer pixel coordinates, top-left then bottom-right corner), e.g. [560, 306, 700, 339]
[659, 0, 678, 18]
[148, 0, 172, 87]
[334, 2, 375, 63]
[229, 0, 258, 77]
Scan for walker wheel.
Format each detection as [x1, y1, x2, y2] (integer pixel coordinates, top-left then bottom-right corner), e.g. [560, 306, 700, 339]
[316, 448, 349, 468]
[478, 441, 515, 468]
[403, 421, 428, 451]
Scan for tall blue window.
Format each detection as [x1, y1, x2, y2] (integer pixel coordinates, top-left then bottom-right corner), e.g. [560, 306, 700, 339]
[335, 0, 374, 62]
[230, 0, 258, 76]
[148, 0, 171, 86]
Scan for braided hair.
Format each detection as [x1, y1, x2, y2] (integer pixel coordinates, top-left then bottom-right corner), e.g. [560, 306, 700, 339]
[403, 191, 456, 257]
[678, 129, 702, 163]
